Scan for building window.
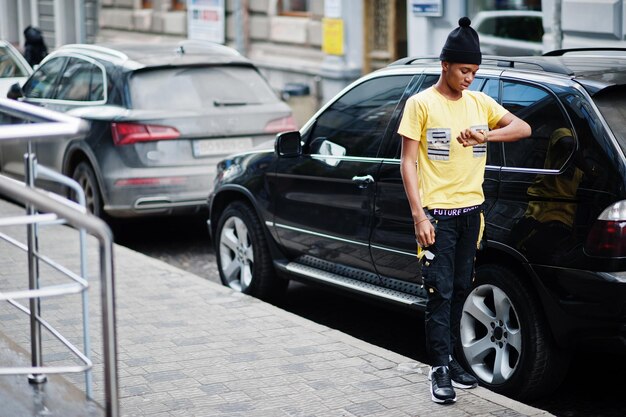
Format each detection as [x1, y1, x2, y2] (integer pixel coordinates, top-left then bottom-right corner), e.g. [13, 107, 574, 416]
[468, 0, 541, 16]
[142, 1, 185, 10]
[279, 0, 311, 17]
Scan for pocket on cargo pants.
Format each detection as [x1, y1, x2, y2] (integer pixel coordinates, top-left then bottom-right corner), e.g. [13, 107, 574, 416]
[421, 218, 455, 300]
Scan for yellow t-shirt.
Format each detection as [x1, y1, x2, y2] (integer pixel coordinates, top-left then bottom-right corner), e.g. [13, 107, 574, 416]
[398, 87, 508, 209]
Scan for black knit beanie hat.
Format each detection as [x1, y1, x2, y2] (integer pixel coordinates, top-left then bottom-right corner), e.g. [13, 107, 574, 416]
[440, 17, 482, 65]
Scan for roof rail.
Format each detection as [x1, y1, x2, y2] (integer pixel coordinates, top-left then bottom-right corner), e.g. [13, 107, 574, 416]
[543, 47, 626, 57]
[58, 43, 129, 61]
[175, 39, 241, 56]
[389, 55, 574, 76]
[388, 56, 440, 66]
[481, 55, 574, 76]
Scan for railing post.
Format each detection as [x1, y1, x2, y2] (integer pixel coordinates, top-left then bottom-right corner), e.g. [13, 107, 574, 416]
[35, 164, 93, 397]
[24, 143, 47, 384]
[101, 239, 119, 417]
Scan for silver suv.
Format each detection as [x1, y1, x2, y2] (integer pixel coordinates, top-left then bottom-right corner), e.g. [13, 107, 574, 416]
[3, 41, 295, 219]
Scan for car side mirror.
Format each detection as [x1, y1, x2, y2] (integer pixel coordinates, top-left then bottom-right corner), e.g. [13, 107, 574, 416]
[275, 131, 302, 157]
[7, 82, 23, 100]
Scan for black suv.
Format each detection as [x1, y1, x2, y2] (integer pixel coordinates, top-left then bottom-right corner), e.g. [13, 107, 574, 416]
[207, 50, 626, 401]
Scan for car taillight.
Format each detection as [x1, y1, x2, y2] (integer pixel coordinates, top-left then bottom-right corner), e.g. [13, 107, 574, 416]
[114, 177, 187, 187]
[585, 200, 626, 257]
[111, 122, 180, 146]
[264, 115, 298, 134]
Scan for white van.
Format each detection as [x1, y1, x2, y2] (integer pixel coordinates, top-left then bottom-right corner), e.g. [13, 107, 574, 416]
[473, 10, 544, 56]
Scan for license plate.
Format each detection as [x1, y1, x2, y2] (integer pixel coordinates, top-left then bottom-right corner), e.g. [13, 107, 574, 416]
[192, 137, 253, 157]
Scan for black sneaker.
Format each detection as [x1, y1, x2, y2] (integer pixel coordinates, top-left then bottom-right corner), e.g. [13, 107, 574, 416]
[428, 366, 456, 404]
[449, 358, 478, 389]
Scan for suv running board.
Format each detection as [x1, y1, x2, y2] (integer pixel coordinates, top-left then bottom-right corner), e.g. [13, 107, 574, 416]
[275, 261, 427, 309]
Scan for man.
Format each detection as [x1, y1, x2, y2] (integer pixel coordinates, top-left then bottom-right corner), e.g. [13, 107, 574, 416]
[23, 25, 48, 67]
[398, 17, 531, 404]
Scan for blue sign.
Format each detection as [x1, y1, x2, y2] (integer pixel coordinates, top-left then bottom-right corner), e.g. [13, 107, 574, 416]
[411, 0, 443, 17]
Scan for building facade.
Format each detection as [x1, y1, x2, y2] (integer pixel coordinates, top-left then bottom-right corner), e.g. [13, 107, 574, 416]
[542, 0, 626, 51]
[408, 0, 626, 57]
[0, 0, 98, 49]
[2, 1, 626, 124]
[98, 1, 410, 126]
[98, 0, 626, 124]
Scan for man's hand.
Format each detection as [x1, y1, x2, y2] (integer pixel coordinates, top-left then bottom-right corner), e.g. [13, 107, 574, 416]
[457, 128, 487, 147]
[414, 218, 435, 248]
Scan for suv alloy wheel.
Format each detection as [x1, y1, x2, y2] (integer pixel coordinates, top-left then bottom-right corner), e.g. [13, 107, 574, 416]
[460, 264, 570, 399]
[216, 201, 287, 300]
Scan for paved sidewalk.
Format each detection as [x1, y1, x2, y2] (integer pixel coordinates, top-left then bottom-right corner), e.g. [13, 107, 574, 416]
[0, 198, 552, 417]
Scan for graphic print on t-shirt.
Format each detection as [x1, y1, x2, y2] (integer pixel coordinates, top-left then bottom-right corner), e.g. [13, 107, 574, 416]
[426, 128, 451, 160]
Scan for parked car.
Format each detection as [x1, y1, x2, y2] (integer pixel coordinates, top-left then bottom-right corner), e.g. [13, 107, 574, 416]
[2, 41, 295, 219]
[207, 50, 626, 401]
[472, 10, 544, 56]
[0, 40, 32, 97]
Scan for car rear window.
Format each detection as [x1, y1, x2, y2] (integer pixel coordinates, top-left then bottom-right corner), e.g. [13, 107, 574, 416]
[593, 86, 626, 156]
[129, 66, 280, 110]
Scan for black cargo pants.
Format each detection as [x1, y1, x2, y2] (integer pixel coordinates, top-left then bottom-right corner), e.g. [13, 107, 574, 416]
[421, 210, 481, 367]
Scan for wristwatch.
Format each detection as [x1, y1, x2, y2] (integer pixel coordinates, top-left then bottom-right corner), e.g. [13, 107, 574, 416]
[480, 129, 489, 143]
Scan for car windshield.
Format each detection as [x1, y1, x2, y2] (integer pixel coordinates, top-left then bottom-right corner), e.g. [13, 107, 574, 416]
[129, 66, 279, 110]
[0, 45, 30, 77]
[593, 86, 626, 156]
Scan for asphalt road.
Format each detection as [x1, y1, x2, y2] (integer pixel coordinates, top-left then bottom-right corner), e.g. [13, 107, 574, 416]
[113, 214, 626, 417]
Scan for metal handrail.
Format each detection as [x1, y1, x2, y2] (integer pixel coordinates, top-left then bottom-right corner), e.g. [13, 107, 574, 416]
[3, 297, 93, 375]
[0, 99, 118, 417]
[0, 98, 86, 139]
[35, 162, 94, 396]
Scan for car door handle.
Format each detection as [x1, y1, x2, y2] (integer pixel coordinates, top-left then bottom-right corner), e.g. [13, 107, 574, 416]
[352, 174, 375, 188]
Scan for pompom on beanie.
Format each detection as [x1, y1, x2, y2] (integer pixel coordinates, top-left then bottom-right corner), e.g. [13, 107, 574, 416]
[440, 17, 482, 65]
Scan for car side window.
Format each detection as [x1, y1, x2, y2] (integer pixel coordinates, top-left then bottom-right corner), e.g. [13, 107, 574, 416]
[468, 77, 484, 91]
[55, 58, 105, 102]
[502, 81, 574, 171]
[0, 46, 29, 77]
[480, 78, 501, 166]
[390, 74, 438, 159]
[482, 78, 499, 101]
[89, 65, 105, 101]
[307, 75, 413, 158]
[22, 57, 67, 99]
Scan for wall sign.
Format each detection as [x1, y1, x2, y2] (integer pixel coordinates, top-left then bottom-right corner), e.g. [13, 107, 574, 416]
[411, 0, 443, 17]
[187, 0, 225, 44]
[325, 0, 342, 18]
[322, 18, 344, 56]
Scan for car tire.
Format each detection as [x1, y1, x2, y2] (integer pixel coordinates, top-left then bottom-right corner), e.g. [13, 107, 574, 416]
[72, 161, 103, 219]
[459, 264, 570, 400]
[215, 201, 287, 300]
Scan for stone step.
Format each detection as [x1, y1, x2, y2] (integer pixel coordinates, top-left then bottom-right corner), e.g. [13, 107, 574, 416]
[0, 331, 104, 417]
